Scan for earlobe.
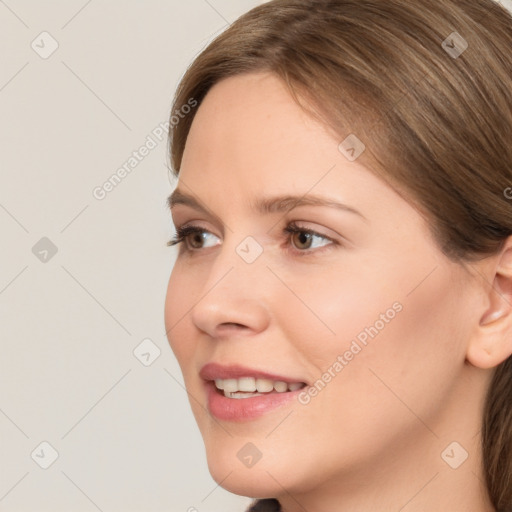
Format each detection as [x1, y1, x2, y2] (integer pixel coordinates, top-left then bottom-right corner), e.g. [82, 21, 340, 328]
[466, 238, 512, 370]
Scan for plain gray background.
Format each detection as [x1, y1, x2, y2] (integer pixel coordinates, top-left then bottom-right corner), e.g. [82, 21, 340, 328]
[1, 1, 511, 511]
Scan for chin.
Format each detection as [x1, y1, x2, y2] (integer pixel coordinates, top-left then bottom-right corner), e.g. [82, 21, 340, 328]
[203, 442, 315, 500]
[206, 459, 284, 499]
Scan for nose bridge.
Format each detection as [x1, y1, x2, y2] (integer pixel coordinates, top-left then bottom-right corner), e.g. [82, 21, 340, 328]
[211, 230, 271, 291]
[190, 233, 272, 336]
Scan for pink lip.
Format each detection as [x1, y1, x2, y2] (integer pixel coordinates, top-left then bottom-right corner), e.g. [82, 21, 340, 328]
[199, 362, 305, 384]
[204, 381, 304, 422]
[199, 362, 307, 422]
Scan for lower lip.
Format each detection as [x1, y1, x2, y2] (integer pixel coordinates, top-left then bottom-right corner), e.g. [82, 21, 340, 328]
[204, 381, 303, 422]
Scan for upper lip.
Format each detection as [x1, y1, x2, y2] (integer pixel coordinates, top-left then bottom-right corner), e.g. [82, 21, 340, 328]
[199, 362, 306, 384]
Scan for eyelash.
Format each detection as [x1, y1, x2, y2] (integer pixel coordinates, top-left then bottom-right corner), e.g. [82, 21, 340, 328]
[167, 222, 338, 256]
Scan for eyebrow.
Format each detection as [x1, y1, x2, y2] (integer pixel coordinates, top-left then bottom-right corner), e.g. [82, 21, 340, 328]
[167, 188, 367, 221]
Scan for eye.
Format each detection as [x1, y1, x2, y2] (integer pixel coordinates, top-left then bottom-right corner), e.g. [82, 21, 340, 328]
[167, 225, 220, 250]
[284, 222, 335, 254]
[167, 222, 337, 255]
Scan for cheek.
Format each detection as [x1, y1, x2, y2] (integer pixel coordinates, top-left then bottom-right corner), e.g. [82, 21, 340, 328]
[280, 253, 466, 429]
[164, 264, 195, 364]
[351, 282, 462, 425]
[277, 245, 462, 365]
[272, 256, 406, 363]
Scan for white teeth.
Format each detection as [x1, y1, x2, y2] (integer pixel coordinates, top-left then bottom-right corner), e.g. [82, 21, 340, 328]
[213, 377, 305, 396]
[256, 378, 274, 393]
[238, 377, 256, 392]
[222, 378, 238, 393]
[273, 381, 288, 393]
[226, 392, 266, 399]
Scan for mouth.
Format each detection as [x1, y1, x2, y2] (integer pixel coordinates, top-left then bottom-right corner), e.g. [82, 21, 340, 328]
[199, 363, 309, 419]
[212, 377, 307, 399]
[203, 378, 308, 421]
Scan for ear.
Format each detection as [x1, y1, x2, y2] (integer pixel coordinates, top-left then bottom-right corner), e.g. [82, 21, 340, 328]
[466, 236, 512, 369]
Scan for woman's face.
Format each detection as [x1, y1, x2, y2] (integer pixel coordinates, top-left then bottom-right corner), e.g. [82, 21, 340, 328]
[165, 72, 482, 502]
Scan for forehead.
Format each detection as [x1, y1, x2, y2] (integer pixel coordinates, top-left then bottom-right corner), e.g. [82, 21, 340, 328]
[183, 72, 328, 172]
[181, 73, 360, 192]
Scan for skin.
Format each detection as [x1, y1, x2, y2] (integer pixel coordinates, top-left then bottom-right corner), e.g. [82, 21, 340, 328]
[165, 71, 512, 512]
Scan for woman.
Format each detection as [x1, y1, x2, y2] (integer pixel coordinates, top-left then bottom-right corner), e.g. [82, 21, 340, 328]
[164, 1, 512, 510]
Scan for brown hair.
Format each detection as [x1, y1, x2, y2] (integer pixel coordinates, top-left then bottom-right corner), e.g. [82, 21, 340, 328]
[168, 0, 512, 509]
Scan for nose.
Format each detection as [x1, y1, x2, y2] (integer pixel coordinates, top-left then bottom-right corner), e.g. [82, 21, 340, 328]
[189, 244, 271, 339]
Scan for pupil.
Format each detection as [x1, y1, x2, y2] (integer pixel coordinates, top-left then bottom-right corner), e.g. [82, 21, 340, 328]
[296, 232, 311, 249]
[192, 234, 203, 248]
